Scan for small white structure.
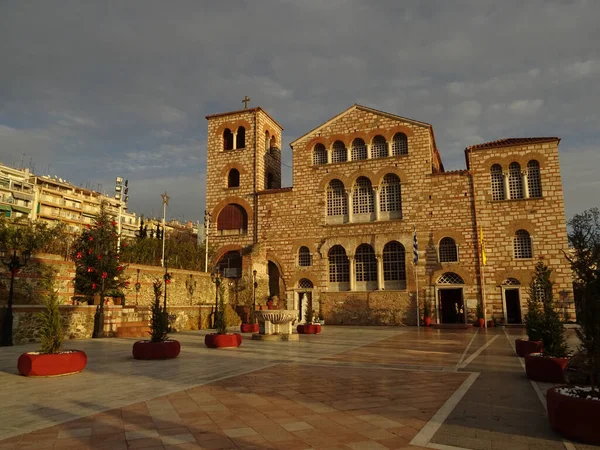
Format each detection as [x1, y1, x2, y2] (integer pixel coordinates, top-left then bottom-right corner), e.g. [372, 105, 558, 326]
[252, 310, 299, 341]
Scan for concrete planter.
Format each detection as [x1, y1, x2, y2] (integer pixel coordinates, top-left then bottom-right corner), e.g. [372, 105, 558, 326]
[204, 333, 242, 348]
[132, 340, 181, 360]
[240, 323, 259, 333]
[18, 350, 87, 377]
[525, 353, 569, 383]
[515, 339, 543, 357]
[547, 387, 600, 445]
[297, 324, 322, 334]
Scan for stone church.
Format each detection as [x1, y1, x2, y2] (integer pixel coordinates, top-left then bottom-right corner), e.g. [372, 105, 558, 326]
[204, 103, 573, 326]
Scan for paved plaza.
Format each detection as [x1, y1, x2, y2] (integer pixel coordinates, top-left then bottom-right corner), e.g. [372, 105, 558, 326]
[0, 326, 596, 450]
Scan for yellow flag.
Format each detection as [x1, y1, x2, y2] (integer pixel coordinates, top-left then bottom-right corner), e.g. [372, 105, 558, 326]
[479, 225, 487, 266]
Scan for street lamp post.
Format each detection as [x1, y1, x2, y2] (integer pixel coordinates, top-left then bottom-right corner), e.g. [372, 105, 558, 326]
[252, 269, 258, 322]
[92, 250, 106, 339]
[1, 249, 31, 346]
[210, 268, 221, 329]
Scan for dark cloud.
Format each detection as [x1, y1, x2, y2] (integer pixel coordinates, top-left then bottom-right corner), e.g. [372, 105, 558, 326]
[1, 0, 598, 221]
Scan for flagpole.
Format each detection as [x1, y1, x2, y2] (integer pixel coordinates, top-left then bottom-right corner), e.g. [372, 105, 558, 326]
[479, 225, 488, 329]
[413, 225, 419, 328]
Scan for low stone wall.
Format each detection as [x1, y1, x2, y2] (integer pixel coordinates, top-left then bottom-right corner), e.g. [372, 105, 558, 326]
[5, 305, 97, 345]
[320, 291, 416, 326]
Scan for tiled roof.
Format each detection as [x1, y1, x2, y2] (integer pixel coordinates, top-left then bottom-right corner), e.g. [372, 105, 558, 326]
[466, 137, 559, 151]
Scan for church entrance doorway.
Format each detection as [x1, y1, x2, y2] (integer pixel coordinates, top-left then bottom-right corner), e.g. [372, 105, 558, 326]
[504, 289, 522, 324]
[438, 288, 465, 324]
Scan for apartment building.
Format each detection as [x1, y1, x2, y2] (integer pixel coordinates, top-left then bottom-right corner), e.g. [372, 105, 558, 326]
[0, 165, 36, 219]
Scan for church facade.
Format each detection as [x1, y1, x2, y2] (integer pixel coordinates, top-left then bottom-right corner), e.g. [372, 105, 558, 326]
[204, 104, 574, 326]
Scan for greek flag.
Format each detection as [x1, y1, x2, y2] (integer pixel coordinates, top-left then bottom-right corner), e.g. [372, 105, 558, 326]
[413, 226, 418, 264]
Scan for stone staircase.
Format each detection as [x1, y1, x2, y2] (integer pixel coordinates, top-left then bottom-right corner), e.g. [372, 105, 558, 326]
[115, 321, 151, 338]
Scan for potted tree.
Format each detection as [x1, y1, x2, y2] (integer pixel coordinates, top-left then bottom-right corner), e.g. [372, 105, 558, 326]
[515, 277, 544, 357]
[423, 298, 432, 327]
[546, 208, 600, 445]
[525, 261, 570, 383]
[297, 307, 321, 334]
[205, 273, 242, 348]
[475, 301, 485, 328]
[18, 270, 88, 376]
[132, 279, 180, 359]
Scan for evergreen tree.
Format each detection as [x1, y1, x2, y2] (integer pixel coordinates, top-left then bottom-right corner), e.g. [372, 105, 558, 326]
[149, 279, 168, 342]
[71, 202, 127, 300]
[37, 267, 63, 354]
[530, 260, 568, 357]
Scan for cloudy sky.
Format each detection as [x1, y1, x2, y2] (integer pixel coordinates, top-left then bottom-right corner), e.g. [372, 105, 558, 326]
[1, 0, 598, 223]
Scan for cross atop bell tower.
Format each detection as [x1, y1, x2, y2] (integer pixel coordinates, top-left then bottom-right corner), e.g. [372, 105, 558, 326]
[242, 95, 251, 109]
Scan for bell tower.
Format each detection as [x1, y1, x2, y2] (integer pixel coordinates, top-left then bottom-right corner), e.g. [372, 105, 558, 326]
[204, 100, 283, 273]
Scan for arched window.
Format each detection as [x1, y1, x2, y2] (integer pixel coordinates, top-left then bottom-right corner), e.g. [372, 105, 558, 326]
[437, 273, 464, 284]
[392, 133, 408, 156]
[298, 278, 313, 289]
[351, 138, 367, 161]
[266, 172, 274, 189]
[514, 230, 532, 259]
[298, 246, 311, 267]
[490, 164, 505, 201]
[379, 174, 402, 214]
[508, 162, 524, 199]
[227, 169, 240, 188]
[270, 135, 277, 151]
[265, 131, 270, 151]
[313, 143, 328, 165]
[352, 177, 374, 215]
[236, 126, 246, 149]
[332, 141, 347, 163]
[217, 204, 248, 234]
[223, 128, 234, 150]
[328, 245, 349, 283]
[439, 237, 458, 262]
[355, 244, 377, 283]
[216, 251, 242, 278]
[527, 160, 542, 198]
[326, 179, 347, 217]
[383, 241, 406, 284]
[371, 135, 388, 159]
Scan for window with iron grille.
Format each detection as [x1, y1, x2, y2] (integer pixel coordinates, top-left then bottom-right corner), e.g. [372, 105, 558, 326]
[332, 141, 347, 163]
[383, 241, 406, 281]
[328, 245, 349, 283]
[351, 138, 367, 161]
[371, 135, 388, 158]
[352, 177, 374, 214]
[298, 246, 312, 267]
[298, 278, 313, 289]
[313, 144, 328, 166]
[527, 160, 542, 198]
[392, 133, 408, 155]
[502, 278, 520, 286]
[380, 174, 401, 213]
[326, 180, 347, 216]
[508, 162, 524, 199]
[437, 272, 464, 284]
[439, 237, 458, 262]
[355, 244, 377, 282]
[490, 164, 505, 201]
[514, 229, 533, 259]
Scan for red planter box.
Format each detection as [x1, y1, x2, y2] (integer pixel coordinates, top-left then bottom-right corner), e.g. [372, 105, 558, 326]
[547, 387, 600, 445]
[18, 350, 87, 377]
[525, 353, 568, 383]
[132, 340, 181, 360]
[205, 333, 242, 348]
[240, 323, 259, 333]
[297, 324, 322, 334]
[423, 316, 431, 327]
[515, 339, 543, 357]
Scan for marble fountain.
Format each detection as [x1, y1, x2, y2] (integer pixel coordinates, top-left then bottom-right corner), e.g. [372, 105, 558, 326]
[251, 309, 300, 341]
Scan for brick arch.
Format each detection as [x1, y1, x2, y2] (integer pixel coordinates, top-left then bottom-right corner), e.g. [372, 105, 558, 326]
[432, 229, 467, 247]
[384, 125, 415, 141]
[211, 196, 254, 223]
[522, 152, 548, 166]
[321, 239, 354, 259]
[305, 136, 331, 153]
[263, 127, 280, 148]
[373, 168, 407, 186]
[352, 241, 377, 256]
[494, 269, 530, 286]
[506, 219, 536, 237]
[368, 132, 389, 146]
[482, 159, 508, 172]
[212, 244, 244, 268]
[266, 252, 287, 292]
[291, 272, 319, 289]
[215, 120, 252, 139]
[219, 162, 248, 178]
[348, 131, 370, 145]
[374, 236, 409, 256]
[431, 267, 473, 285]
[318, 173, 351, 191]
[348, 170, 376, 187]
[327, 134, 350, 149]
[291, 239, 317, 256]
